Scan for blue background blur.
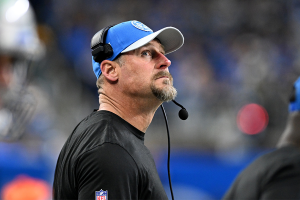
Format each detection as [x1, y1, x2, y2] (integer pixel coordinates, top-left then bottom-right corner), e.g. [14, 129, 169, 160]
[1, 0, 300, 199]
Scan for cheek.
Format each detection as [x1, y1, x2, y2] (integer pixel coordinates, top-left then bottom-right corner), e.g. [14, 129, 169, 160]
[123, 62, 153, 84]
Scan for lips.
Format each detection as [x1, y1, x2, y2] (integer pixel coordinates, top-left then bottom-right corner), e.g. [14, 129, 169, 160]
[153, 71, 171, 80]
[156, 76, 169, 80]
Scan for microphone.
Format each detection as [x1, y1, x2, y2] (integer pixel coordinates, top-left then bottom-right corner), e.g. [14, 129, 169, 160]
[160, 100, 188, 200]
[172, 100, 189, 120]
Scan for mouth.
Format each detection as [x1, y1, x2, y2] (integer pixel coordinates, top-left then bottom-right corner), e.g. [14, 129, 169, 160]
[152, 71, 173, 85]
[155, 76, 169, 80]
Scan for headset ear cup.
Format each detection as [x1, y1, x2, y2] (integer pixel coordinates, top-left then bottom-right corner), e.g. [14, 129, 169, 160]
[93, 54, 103, 63]
[91, 25, 114, 64]
[104, 44, 113, 58]
[93, 44, 113, 63]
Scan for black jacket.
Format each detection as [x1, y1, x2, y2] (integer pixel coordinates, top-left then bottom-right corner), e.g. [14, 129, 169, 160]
[53, 110, 168, 200]
[223, 145, 300, 200]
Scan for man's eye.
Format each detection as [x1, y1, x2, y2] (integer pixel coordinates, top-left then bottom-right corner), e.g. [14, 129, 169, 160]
[141, 51, 151, 56]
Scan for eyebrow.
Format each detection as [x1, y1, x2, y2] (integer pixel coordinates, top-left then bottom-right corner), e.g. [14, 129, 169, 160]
[141, 42, 166, 55]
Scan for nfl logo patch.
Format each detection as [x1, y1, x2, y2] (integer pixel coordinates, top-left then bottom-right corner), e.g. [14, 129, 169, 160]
[95, 189, 108, 200]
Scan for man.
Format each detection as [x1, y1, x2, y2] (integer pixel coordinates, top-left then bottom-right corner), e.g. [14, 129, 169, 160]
[223, 77, 300, 200]
[0, 0, 44, 141]
[53, 20, 184, 200]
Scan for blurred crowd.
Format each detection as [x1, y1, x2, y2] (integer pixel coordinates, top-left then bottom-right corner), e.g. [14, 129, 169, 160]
[23, 0, 300, 154]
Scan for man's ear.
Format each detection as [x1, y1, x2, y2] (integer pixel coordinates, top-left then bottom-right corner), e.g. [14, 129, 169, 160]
[100, 60, 118, 82]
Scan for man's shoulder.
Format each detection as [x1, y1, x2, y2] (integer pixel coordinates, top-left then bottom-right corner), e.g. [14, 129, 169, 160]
[66, 110, 141, 156]
[250, 146, 300, 169]
[236, 145, 300, 184]
[223, 146, 300, 200]
[71, 111, 119, 141]
[78, 110, 116, 128]
[58, 111, 121, 158]
[74, 110, 124, 138]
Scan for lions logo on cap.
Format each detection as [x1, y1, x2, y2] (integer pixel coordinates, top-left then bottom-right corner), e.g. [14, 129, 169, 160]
[131, 21, 152, 32]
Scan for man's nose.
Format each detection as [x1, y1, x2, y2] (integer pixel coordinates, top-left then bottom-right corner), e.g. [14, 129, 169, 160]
[155, 52, 171, 70]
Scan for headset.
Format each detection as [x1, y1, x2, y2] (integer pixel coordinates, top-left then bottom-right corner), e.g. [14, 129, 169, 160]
[91, 25, 114, 63]
[160, 102, 188, 200]
[91, 26, 189, 200]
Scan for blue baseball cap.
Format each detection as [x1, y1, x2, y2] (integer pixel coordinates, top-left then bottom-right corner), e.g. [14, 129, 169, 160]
[289, 77, 300, 112]
[91, 20, 184, 79]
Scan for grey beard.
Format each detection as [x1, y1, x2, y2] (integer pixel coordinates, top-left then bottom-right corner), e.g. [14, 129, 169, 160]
[151, 77, 177, 102]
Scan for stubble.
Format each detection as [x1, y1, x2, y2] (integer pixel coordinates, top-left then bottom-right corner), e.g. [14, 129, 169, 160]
[151, 71, 177, 102]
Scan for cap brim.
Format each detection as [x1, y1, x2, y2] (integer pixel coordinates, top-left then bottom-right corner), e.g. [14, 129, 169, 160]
[121, 27, 184, 55]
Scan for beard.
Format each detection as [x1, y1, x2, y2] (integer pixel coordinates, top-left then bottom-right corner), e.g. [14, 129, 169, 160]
[150, 71, 177, 102]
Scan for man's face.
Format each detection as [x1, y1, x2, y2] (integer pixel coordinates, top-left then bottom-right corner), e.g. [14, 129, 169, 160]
[118, 40, 177, 102]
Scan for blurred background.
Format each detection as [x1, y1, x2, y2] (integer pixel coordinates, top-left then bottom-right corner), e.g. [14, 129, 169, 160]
[1, 0, 300, 199]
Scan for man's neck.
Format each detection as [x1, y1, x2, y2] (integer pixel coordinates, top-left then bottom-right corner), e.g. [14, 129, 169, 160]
[98, 93, 161, 133]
